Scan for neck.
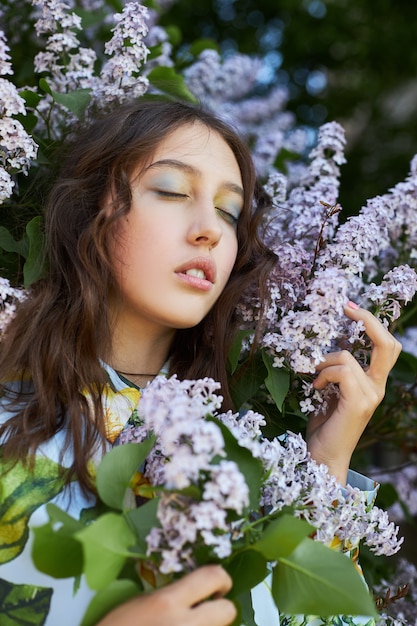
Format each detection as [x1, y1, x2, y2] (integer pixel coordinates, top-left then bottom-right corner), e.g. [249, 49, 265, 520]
[107, 316, 175, 384]
[115, 370, 159, 389]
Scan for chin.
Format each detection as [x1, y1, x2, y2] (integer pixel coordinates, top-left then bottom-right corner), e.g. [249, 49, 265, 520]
[170, 313, 210, 330]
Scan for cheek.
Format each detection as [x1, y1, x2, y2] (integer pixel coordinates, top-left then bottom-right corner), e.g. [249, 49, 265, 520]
[109, 222, 146, 289]
[219, 238, 239, 284]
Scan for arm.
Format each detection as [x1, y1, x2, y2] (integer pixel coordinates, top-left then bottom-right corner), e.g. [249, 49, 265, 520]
[96, 565, 237, 626]
[306, 301, 402, 486]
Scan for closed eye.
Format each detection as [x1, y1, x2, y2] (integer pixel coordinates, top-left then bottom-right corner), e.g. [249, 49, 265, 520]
[155, 190, 188, 199]
[216, 207, 239, 228]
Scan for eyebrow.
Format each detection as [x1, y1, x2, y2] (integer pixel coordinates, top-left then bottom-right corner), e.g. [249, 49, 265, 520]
[147, 159, 244, 198]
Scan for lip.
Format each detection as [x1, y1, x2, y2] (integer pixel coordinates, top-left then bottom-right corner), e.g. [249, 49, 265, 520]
[175, 256, 216, 290]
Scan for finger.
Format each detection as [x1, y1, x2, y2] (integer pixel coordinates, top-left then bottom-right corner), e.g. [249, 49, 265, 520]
[165, 565, 233, 606]
[313, 361, 365, 399]
[191, 597, 237, 626]
[314, 350, 368, 389]
[343, 302, 402, 379]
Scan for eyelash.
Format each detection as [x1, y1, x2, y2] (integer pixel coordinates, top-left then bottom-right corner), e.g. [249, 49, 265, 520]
[155, 190, 239, 227]
[216, 207, 239, 227]
[156, 190, 188, 199]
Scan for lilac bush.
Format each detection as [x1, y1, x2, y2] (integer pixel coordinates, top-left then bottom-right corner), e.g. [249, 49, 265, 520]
[1, 1, 417, 620]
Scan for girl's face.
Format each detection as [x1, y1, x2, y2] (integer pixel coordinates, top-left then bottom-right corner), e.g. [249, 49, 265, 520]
[110, 122, 244, 338]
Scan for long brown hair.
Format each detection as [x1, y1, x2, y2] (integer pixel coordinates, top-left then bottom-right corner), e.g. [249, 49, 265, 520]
[0, 99, 276, 492]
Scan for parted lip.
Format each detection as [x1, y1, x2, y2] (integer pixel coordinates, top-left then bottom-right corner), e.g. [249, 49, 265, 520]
[175, 256, 216, 283]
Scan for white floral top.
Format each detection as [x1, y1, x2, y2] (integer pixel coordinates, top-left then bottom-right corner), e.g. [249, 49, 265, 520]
[0, 365, 378, 626]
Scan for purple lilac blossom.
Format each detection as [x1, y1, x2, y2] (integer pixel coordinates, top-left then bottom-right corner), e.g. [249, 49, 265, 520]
[118, 375, 402, 576]
[235, 120, 417, 413]
[183, 49, 309, 176]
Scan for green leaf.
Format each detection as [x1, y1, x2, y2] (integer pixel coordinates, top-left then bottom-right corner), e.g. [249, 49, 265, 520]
[0, 227, 28, 257]
[125, 496, 160, 547]
[96, 439, 155, 510]
[207, 417, 263, 511]
[272, 538, 378, 617]
[75, 513, 136, 590]
[261, 351, 290, 411]
[32, 504, 84, 578]
[50, 88, 91, 119]
[0, 577, 52, 626]
[15, 112, 38, 134]
[147, 66, 198, 103]
[234, 591, 257, 626]
[164, 24, 182, 47]
[24, 216, 45, 286]
[0, 218, 44, 285]
[80, 579, 140, 626]
[251, 514, 313, 560]
[39, 78, 91, 118]
[375, 481, 398, 509]
[225, 549, 268, 598]
[39, 77, 51, 94]
[227, 329, 253, 374]
[47, 502, 85, 532]
[74, 7, 109, 28]
[229, 354, 267, 409]
[189, 38, 220, 57]
[19, 89, 42, 108]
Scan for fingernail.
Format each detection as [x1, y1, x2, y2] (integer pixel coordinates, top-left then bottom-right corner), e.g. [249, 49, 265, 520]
[347, 300, 359, 309]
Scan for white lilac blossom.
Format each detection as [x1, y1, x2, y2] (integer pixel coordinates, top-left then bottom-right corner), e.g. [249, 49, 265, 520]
[33, 0, 95, 92]
[31, 0, 97, 137]
[0, 30, 38, 203]
[0, 277, 27, 335]
[94, 1, 149, 106]
[118, 375, 402, 576]
[30, 0, 155, 133]
[0, 31, 13, 76]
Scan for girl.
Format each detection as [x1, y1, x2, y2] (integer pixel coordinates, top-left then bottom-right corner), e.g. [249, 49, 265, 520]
[0, 100, 401, 626]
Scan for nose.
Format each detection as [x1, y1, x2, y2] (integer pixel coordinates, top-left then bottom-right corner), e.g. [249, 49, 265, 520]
[187, 204, 222, 248]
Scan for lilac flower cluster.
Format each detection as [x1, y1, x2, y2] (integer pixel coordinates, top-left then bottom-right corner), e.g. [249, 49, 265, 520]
[0, 0, 176, 194]
[0, 277, 27, 335]
[119, 375, 402, 575]
[183, 49, 309, 176]
[32, 0, 151, 111]
[33, 0, 96, 93]
[0, 30, 38, 203]
[236, 120, 417, 412]
[96, 1, 149, 105]
[223, 409, 403, 556]
[120, 376, 249, 572]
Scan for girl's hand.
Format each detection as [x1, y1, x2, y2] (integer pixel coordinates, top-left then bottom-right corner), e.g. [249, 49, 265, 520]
[306, 301, 402, 485]
[96, 565, 237, 626]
